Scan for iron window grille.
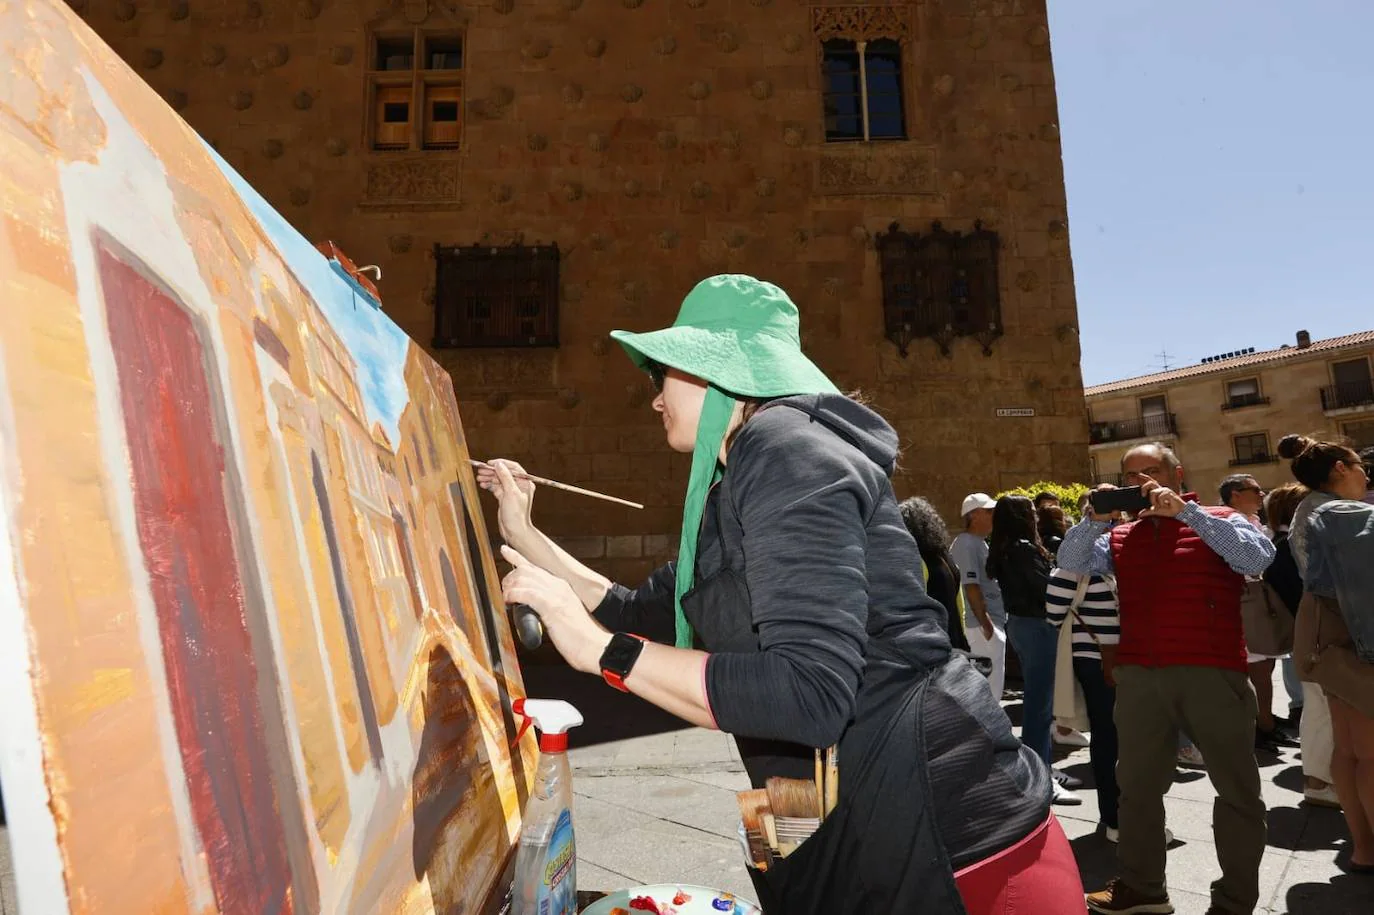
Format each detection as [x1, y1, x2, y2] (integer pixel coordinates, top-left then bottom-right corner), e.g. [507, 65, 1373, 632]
[876, 221, 1002, 357]
[432, 243, 559, 348]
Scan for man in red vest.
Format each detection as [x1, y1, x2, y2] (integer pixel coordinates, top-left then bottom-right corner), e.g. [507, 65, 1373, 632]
[1059, 443, 1275, 915]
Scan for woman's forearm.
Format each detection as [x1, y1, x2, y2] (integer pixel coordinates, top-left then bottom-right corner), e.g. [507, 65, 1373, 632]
[507, 525, 613, 610]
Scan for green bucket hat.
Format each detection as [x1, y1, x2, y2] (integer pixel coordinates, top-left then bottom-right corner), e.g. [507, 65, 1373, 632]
[611, 274, 839, 648]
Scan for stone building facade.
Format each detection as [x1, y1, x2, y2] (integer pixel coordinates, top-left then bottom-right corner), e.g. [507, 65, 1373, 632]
[70, 0, 1089, 583]
[1087, 329, 1374, 497]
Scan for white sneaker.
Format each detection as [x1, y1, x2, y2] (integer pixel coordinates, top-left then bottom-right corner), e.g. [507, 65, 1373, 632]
[1176, 745, 1206, 769]
[1104, 826, 1174, 844]
[1303, 785, 1342, 809]
[1052, 781, 1082, 805]
[1054, 727, 1090, 748]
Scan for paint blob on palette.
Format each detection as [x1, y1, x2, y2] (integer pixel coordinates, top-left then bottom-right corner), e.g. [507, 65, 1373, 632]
[0, 2, 534, 914]
[584, 886, 762, 915]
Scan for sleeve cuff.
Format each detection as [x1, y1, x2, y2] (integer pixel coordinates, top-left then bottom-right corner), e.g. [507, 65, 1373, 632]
[591, 583, 634, 631]
[700, 656, 718, 729]
[1177, 501, 1206, 523]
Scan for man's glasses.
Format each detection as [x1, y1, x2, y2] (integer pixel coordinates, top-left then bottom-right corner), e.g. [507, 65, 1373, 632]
[646, 360, 666, 393]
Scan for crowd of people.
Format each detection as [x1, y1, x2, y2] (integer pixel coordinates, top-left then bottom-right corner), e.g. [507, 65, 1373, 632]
[899, 436, 1374, 914]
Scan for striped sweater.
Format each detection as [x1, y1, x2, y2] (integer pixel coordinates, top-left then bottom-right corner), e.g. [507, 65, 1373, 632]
[1045, 569, 1121, 660]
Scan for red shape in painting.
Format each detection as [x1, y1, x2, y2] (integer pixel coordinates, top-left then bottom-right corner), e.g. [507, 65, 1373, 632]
[99, 247, 294, 915]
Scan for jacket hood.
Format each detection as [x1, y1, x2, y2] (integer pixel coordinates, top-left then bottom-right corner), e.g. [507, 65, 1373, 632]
[770, 393, 900, 476]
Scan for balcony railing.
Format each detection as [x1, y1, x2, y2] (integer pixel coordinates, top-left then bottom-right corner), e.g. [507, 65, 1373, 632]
[1229, 453, 1279, 467]
[1221, 393, 1270, 411]
[1089, 413, 1179, 445]
[1322, 380, 1374, 412]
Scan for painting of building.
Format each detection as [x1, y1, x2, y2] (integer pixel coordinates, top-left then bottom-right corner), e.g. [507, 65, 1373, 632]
[0, 3, 533, 913]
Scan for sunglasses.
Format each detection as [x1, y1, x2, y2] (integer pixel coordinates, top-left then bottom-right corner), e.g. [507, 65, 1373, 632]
[646, 360, 666, 393]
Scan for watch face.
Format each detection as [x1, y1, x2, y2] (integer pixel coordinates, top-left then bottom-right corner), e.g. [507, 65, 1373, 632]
[602, 633, 645, 675]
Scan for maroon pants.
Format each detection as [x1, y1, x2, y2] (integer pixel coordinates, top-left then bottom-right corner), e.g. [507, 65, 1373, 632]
[954, 814, 1086, 914]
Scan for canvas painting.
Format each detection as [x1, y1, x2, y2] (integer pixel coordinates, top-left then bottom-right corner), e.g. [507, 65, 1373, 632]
[0, 3, 534, 913]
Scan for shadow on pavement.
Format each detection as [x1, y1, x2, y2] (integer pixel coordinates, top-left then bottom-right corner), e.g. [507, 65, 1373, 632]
[1267, 802, 1348, 854]
[1071, 831, 1188, 895]
[1284, 874, 1374, 914]
[1069, 832, 1116, 892]
[1272, 764, 1305, 793]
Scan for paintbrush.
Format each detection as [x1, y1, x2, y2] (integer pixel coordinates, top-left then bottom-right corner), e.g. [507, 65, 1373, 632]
[469, 459, 644, 510]
[736, 788, 773, 870]
[767, 776, 821, 819]
[766, 777, 823, 855]
[814, 748, 825, 823]
[824, 745, 839, 818]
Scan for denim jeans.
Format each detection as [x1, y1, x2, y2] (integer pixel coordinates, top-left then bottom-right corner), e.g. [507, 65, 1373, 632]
[1074, 656, 1119, 828]
[1006, 616, 1059, 765]
[1281, 656, 1303, 714]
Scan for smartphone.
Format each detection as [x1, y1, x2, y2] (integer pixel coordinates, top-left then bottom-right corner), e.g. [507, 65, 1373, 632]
[1089, 486, 1152, 516]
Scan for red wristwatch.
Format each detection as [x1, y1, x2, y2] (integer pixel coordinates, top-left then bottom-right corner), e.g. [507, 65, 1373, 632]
[599, 633, 648, 692]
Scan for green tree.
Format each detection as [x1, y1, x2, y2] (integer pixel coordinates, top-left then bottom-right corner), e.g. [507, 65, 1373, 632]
[995, 481, 1092, 522]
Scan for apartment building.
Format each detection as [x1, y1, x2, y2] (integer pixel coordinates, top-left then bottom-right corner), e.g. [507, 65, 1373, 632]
[1086, 329, 1374, 497]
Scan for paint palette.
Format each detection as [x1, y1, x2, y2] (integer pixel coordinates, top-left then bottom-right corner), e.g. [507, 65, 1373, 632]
[581, 884, 761, 915]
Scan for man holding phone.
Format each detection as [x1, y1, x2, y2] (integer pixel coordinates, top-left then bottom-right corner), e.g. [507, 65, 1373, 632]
[1059, 443, 1275, 915]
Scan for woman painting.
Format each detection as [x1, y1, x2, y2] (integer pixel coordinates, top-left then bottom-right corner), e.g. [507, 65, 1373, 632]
[481, 275, 1084, 913]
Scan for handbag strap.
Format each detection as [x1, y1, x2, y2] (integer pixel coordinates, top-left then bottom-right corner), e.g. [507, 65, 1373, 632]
[1069, 575, 1091, 611]
[1064, 573, 1105, 648]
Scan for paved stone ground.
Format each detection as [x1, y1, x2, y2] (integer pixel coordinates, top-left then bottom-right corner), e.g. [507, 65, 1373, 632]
[4, 665, 1373, 913]
[0, 824, 13, 915]
[522, 662, 1374, 915]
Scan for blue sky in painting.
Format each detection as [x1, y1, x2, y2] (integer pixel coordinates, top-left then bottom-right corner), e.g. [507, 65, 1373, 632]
[201, 143, 410, 443]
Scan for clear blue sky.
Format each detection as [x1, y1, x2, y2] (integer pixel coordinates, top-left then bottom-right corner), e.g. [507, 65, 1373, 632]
[1047, 1, 1374, 386]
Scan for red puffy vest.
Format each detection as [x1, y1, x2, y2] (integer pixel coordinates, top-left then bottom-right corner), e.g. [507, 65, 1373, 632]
[1108, 501, 1248, 673]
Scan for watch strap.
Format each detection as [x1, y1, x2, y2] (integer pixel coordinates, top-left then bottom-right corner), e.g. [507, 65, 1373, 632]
[600, 632, 647, 692]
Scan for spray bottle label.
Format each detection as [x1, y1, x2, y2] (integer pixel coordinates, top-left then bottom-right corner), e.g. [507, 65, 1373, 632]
[536, 809, 575, 915]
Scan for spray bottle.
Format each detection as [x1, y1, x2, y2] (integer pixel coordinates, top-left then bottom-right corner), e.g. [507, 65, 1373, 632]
[512, 698, 584, 915]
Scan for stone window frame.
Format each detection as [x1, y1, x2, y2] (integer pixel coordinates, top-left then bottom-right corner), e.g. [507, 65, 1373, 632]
[1221, 376, 1267, 411]
[1341, 419, 1374, 450]
[364, 27, 464, 154]
[1138, 393, 1168, 419]
[812, 5, 914, 144]
[1231, 431, 1272, 466]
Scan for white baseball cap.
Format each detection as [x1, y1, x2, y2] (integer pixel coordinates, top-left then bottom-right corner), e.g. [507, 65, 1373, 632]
[960, 492, 997, 516]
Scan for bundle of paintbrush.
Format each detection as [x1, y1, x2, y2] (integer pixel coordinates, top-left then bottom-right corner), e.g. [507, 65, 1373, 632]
[736, 766, 835, 871]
